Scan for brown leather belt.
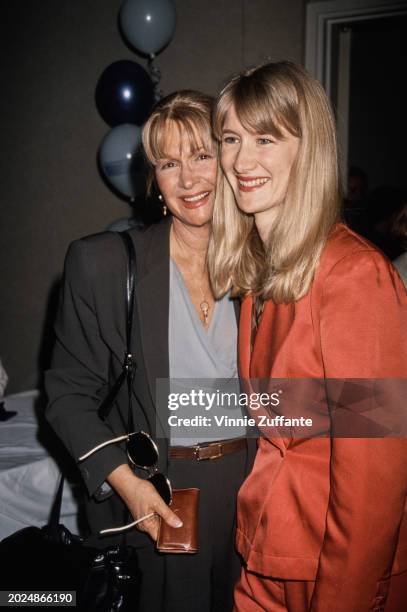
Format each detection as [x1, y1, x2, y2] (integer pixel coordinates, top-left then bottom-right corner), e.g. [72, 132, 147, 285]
[169, 437, 246, 461]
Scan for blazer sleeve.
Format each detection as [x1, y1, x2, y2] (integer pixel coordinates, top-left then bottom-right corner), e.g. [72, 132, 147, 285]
[310, 249, 407, 611]
[45, 239, 127, 497]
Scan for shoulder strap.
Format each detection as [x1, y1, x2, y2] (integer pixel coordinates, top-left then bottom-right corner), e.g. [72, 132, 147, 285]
[119, 231, 137, 433]
[98, 231, 137, 428]
[120, 231, 136, 369]
[47, 472, 65, 534]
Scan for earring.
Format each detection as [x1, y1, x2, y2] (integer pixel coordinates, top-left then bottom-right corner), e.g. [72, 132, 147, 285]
[158, 194, 167, 216]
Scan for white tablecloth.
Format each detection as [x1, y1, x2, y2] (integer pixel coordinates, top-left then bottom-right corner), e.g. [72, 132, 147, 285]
[0, 390, 80, 540]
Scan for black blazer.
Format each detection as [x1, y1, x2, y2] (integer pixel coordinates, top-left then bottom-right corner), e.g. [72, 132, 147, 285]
[45, 217, 250, 541]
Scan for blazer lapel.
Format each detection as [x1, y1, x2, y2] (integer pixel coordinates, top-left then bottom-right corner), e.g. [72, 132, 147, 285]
[238, 295, 252, 380]
[131, 218, 171, 436]
[253, 301, 295, 379]
[239, 295, 287, 455]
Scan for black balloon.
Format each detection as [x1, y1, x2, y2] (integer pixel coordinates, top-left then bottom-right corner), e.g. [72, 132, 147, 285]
[95, 60, 155, 127]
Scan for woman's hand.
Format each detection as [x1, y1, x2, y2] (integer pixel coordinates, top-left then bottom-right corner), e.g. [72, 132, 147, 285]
[107, 464, 182, 541]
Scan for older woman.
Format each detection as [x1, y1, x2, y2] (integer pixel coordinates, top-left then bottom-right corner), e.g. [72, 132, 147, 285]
[46, 90, 252, 611]
[209, 62, 407, 611]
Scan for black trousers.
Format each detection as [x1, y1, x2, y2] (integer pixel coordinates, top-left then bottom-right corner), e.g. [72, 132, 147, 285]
[136, 445, 249, 612]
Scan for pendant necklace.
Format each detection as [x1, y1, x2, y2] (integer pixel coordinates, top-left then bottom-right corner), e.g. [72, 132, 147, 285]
[199, 288, 210, 326]
[173, 230, 211, 327]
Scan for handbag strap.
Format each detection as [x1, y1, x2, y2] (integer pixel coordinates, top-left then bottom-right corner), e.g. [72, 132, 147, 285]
[47, 472, 65, 535]
[98, 231, 137, 430]
[120, 231, 137, 434]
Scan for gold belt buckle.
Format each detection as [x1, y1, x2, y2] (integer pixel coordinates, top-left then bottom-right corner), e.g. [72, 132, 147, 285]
[194, 442, 223, 460]
[209, 443, 223, 460]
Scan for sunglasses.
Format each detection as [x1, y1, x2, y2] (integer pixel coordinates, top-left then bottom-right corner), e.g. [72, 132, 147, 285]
[79, 431, 172, 534]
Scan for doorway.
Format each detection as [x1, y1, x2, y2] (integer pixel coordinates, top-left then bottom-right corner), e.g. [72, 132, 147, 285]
[305, 0, 407, 259]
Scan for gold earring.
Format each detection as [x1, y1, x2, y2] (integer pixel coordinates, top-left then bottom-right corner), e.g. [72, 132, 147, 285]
[158, 194, 166, 216]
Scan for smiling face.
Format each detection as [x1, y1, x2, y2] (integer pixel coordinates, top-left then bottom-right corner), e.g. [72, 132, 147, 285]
[154, 121, 217, 228]
[220, 104, 299, 235]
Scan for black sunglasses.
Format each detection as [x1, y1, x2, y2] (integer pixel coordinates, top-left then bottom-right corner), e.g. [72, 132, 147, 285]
[125, 431, 172, 504]
[79, 430, 172, 534]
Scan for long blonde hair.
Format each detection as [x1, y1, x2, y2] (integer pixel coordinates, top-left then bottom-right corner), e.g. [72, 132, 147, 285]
[209, 61, 341, 303]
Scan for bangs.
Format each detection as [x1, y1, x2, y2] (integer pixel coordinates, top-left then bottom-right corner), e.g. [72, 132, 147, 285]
[214, 73, 301, 141]
[145, 113, 214, 164]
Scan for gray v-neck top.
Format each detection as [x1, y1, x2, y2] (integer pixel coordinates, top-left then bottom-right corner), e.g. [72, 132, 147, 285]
[169, 259, 245, 446]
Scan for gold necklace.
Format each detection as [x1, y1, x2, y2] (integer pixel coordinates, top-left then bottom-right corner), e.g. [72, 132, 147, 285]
[199, 288, 210, 326]
[173, 230, 211, 326]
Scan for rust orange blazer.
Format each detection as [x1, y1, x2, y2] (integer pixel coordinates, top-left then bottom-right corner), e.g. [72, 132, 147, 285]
[237, 224, 407, 610]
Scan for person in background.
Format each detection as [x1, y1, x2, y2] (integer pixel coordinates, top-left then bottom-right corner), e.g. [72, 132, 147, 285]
[362, 185, 407, 259]
[343, 165, 368, 233]
[209, 61, 407, 611]
[46, 90, 253, 612]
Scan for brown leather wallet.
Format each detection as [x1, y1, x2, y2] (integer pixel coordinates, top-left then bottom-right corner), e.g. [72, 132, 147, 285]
[156, 488, 199, 554]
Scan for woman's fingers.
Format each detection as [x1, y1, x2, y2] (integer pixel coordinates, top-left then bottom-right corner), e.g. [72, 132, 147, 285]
[137, 508, 181, 541]
[153, 496, 183, 528]
[107, 467, 182, 539]
[128, 481, 182, 540]
[136, 512, 162, 541]
[133, 479, 182, 528]
[140, 514, 160, 540]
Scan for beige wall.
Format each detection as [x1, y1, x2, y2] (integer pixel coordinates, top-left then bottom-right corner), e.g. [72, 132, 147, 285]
[156, 0, 304, 94]
[1, 0, 304, 393]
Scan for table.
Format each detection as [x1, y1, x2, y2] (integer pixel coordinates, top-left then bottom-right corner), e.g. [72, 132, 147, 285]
[0, 390, 80, 540]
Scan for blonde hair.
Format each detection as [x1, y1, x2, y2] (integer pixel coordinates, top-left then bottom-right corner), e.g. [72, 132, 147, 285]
[142, 90, 215, 194]
[209, 61, 341, 303]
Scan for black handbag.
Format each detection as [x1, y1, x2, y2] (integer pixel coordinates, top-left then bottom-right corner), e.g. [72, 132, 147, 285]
[0, 477, 141, 610]
[0, 232, 141, 611]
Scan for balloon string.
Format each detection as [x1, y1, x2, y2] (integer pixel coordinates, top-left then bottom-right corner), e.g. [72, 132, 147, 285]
[148, 57, 163, 102]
